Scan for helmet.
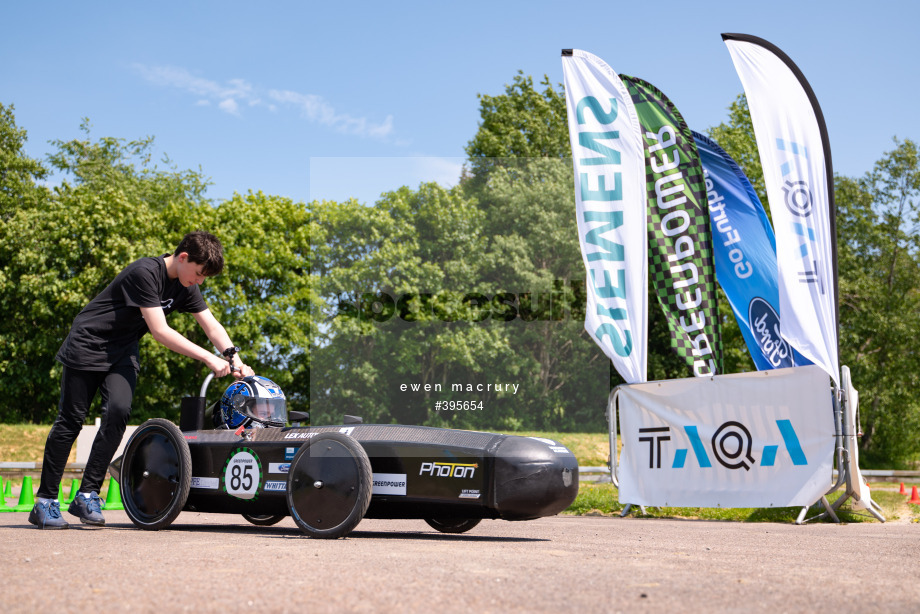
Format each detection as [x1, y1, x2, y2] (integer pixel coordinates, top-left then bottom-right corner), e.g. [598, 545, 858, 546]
[219, 376, 287, 428]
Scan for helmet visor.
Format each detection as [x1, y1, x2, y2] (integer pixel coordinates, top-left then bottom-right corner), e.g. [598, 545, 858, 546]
[240, 397, 287, 426]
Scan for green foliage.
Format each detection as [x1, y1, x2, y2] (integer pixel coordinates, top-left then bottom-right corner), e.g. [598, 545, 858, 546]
[311, 166, 611, 431]
[836, 139, 920, 466]
[0, 119, 183, 421]
[465, 72, 570, 160]
[565, 482, 908, 523]
[707, 94, 768, 219]
[0, 103, 49, 218]
[0, 107, 313, 423]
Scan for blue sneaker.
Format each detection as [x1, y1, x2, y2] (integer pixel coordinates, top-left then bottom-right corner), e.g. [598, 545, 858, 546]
[68, 491, 105, 526]
[29, 500, 69, 529]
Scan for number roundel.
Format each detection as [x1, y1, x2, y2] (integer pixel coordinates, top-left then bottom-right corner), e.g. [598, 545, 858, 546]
[222, 447, 263, 500]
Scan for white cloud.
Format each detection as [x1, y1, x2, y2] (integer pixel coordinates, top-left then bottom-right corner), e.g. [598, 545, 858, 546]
[267, 89, 394, 139]
[133, 63, 394, 138]
[218, 99, 240, 116]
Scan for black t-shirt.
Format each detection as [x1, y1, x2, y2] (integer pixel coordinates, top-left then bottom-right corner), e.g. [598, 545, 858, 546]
[56, 255, 208, 371]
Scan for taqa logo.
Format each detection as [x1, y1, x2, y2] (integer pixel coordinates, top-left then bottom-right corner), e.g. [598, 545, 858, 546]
[748, 297, 794, 368]
[419, 461, 477, 479]
[638, 419, 809, 471]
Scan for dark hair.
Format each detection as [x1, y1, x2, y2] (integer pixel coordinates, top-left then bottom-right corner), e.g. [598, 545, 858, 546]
[174, 231, 224, 276]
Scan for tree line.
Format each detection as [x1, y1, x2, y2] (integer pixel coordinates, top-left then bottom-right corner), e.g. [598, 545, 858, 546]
[2, 74, 918, 468]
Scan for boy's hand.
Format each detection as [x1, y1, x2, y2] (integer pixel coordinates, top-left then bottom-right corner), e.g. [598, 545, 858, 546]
[231, 362, 255, 379]
[205, 355, 233, 378]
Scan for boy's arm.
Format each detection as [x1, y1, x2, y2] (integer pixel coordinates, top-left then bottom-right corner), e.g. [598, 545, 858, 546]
[192, 308, 254, 376]
[140, 306, 239, 377]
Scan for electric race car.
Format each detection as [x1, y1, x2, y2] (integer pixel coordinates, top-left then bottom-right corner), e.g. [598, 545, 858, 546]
[110, 364, 579, 539]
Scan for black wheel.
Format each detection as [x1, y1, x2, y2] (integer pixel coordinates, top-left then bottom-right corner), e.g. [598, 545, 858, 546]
[121, 418, 191, 530]
[424, 517, 482, 534]
[286, 432, 372, 539]
[242, 513, 286, 526]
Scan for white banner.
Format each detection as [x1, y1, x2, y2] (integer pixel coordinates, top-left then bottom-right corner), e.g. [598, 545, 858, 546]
[562, 49, 648, 384]
[723, 34, 839, 385]
[617, 365, 834, 507]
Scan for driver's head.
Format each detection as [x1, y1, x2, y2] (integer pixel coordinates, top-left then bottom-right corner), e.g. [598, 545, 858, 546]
[220, 375, 287, 428]
[254, 400, 273, 420]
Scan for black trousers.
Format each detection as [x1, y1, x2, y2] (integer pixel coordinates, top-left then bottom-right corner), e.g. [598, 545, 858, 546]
[37, 365, 137, 499]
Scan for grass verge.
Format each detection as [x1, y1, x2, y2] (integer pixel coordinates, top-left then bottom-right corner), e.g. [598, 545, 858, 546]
[567, 482, 920, 523]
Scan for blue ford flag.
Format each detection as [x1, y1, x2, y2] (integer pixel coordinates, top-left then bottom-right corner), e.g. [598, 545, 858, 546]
[692, 131, 809, 371]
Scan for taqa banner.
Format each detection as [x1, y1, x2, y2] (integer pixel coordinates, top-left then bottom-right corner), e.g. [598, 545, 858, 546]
[562, 49, 648, 384]
[616, 365, 834, 507]
[693, 131, 811, 371]
[723, 33, 839, 385]
[621, 76, 721, 377]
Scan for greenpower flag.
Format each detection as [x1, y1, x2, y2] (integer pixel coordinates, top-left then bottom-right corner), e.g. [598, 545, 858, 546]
[621, 76, 722, 376]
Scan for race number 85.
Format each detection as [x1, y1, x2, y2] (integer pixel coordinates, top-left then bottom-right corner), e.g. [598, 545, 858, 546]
[223, 449, 261, 500]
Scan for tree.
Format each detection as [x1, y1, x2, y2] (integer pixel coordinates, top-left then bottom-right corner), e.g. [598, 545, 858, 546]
[0, 103, 49, 219]
[310, 184, 505, 427]
[707, 95, 768, 217]
[0, 121, 216, 422]
[836, 139, 920, 466]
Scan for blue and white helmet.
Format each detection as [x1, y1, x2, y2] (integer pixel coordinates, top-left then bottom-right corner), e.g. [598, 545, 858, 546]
[220, 376, 287, 428]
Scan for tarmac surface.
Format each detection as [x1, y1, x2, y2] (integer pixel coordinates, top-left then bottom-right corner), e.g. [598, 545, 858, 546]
[1, 510, 918, 613]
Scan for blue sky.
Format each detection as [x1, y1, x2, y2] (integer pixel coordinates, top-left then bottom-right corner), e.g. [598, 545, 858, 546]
[2, 1, 916, 206]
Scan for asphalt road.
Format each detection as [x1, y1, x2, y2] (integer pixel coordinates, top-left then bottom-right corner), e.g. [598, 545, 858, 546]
[1, 511, 918, 613]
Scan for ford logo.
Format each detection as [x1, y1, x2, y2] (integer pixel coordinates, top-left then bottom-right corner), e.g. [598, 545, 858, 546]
[748, 297, 794, 368]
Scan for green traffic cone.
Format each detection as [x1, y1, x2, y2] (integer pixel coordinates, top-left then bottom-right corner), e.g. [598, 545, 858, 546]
[14, 476, 36, 512]
[63, 478, 81, 506]
[0, 477, 11, 512]
[103, 477, 123, 510]
[3, 478, 11, 498]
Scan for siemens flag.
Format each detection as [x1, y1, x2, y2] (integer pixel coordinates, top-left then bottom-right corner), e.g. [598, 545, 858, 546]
[562, 49, 648, 384]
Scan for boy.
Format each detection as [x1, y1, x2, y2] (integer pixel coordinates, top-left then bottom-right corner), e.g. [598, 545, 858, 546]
[30, 231, 254, 529]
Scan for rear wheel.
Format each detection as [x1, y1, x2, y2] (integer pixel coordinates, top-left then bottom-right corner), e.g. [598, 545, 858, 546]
[242, 513, 286, 526]
[286, 433, 372, 539]
[121, 419, 191, 530]
[424, 517, 482, 534]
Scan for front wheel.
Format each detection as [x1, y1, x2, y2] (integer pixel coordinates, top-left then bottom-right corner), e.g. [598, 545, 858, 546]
[286, 433, 372, 539]
[424, 517, 482, 534]
[121, 418, 191, 530]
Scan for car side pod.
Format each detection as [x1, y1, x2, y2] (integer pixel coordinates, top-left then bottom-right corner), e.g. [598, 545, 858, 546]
[492, 436, 579, 520]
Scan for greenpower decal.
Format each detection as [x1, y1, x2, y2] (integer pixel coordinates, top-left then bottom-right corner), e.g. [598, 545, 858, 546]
[621, 75, 722, 376]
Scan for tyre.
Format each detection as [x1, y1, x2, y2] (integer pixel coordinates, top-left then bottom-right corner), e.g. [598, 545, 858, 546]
[424, 517, 482, 534]
[242, 513, 286, 526]
[286, 432, 372, 539]
[121, 418, 191, 530]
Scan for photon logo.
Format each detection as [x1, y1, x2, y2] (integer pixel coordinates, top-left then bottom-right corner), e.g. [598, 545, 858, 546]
[419, 461, 477, 479]
[748, 297, 794, 369]
[638, 419, 808, 471]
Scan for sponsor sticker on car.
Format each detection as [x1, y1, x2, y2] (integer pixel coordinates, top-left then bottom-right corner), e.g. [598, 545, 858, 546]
[372, 473, 407, 495]
[191, 476, 219, 490]
[222, 448, 262, 500]
[268, 463, 291, 474]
